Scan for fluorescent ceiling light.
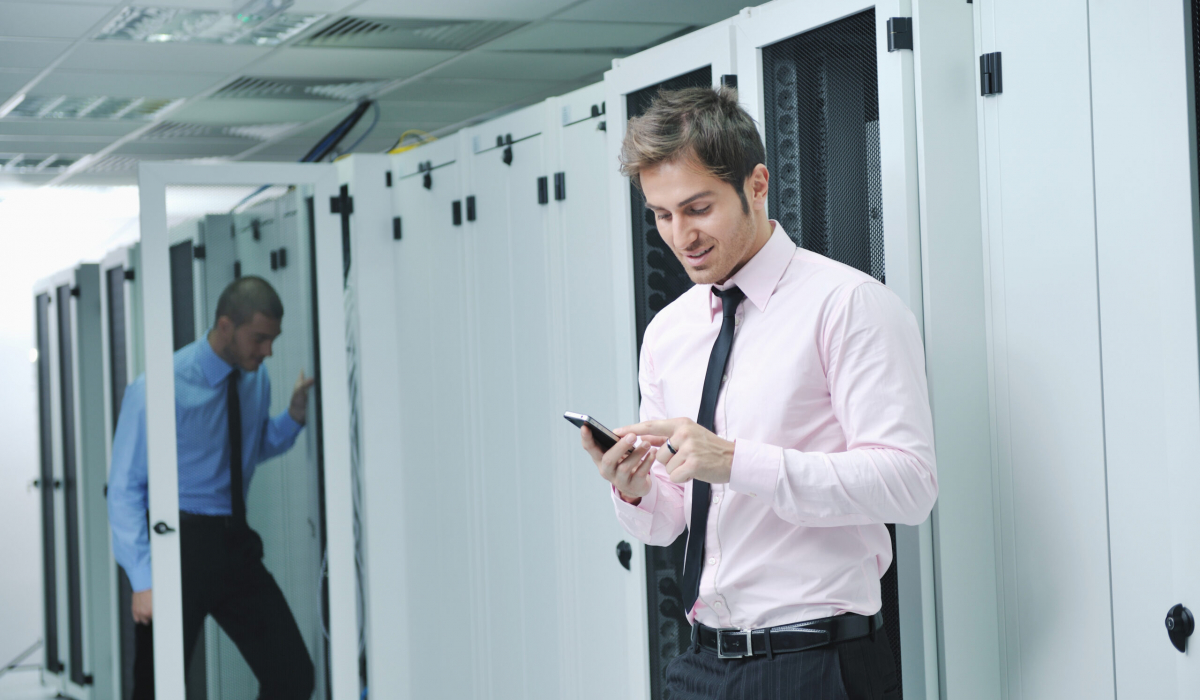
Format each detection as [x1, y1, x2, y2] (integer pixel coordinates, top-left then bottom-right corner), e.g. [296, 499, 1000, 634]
[235, 0, 294, 25]
[6, 96, 181, 121]
[96, 6, 323, 46]
[0, 94, 27, 119]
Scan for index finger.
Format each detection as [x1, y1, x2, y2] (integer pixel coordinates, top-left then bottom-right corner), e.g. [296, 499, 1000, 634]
[616, 418, 686, 439]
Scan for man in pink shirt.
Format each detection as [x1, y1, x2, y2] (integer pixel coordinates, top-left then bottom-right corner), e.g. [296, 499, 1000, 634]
[580, 87, 937, 699]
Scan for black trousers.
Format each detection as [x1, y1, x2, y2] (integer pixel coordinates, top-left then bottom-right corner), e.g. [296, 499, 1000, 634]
[665, 625, 900, 700]
[132, 516, 316, 700]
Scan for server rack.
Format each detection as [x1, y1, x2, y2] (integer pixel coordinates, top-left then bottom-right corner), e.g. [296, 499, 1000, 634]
[34, 263, 115, 700]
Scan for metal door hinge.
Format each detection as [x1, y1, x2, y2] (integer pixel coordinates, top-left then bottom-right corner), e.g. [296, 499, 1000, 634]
[720, 74, 738, 88]
[538, 176, 549, 205]
[393, 217, 402, 240]
[251, 219, 261, 240]
[193, 244, 206, 259]
[452, 200, 462, 226]
[330, 194, 354, 215]
[466, 195, 476, 222]
[887, 18, 913, 52]
[385, 171, 393, 187]
[980, 52, 1003, 96]
[554, 172, 566, 201]
[124, 269, 135, 281]
[234, 261, 242, 278]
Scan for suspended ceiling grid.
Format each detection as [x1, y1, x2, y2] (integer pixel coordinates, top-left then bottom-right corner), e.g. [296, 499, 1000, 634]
[0, 0, 761, 187]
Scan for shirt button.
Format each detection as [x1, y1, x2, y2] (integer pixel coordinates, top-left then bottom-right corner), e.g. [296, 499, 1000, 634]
[714, 601, 723, 607]
[722, 374, 728, 383]
[712, 495, 721, 504]
[708, 557, 717, 565]
[735, 317, 741, 326]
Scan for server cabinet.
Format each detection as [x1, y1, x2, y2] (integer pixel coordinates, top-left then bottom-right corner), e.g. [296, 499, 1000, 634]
[972, 2, 1117, 699]
[542, 82, 646, 699]
[99, 244, 142, 700]
[733, 2, 931, 698]
[136, 163, 354, 700]
[604, 23, 736, 698]
[34, 263, 114, 700]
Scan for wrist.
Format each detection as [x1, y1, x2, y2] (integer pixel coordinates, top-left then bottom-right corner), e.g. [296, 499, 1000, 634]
[618, 491, 643, 506]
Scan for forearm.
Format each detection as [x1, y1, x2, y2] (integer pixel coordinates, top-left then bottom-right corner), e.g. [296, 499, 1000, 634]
[611, 464, 688, 546]
[258, 410, 304, 460]
[729, 440, 938, 526]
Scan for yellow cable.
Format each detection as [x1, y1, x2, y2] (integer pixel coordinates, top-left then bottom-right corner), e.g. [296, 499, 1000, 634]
[388, 129, 437, 154]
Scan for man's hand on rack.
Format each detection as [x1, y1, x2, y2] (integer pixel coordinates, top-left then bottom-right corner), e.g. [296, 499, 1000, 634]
[288, 370, 317, 425]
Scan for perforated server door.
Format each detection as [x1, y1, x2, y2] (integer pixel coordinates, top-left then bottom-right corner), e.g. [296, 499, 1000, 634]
[605, 20, 735, 699]
[735, 2, 928, 697]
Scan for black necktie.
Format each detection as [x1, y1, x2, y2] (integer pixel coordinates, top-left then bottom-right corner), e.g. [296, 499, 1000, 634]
[681, 285, 746, 616]
[227, 370, 246, 527]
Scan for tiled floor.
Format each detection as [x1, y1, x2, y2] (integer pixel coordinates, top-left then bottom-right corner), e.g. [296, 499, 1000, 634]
[0, 671, 60, 700]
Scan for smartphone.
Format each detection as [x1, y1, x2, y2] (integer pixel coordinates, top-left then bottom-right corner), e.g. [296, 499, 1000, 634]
[564, 411, 621, 452]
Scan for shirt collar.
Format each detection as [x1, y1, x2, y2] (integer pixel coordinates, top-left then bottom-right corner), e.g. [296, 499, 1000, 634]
[198, 334, 236, 387]
[707, 221, 796, 322]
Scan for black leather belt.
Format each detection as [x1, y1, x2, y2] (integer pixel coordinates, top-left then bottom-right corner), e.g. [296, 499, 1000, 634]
[692, 612, 883, 659]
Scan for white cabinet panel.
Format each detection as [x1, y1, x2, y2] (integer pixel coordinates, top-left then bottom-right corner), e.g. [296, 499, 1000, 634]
[975, 1, 1115, 698]
[1090, 0, 1200, 696]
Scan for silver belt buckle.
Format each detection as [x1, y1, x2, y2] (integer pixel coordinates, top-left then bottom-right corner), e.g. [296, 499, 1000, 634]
[716, 628, 754, 659]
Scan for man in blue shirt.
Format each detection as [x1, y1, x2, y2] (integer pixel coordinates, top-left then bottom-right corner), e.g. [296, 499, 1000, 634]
[108, 276, 316, 699]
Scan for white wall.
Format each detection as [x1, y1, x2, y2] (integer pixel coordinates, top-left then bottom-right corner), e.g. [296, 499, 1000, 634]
[0, 187, 140, 669]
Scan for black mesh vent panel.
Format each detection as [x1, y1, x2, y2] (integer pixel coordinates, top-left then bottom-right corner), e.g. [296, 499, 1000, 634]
[764, 10, 902, 693]
[764, 9, 885, 282]
[627, 65, 712, 700]
[169, 241, 196, 351]
[106, 265, 136, 700]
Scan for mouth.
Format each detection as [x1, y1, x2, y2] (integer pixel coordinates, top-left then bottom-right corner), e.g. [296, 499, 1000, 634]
[683, 246, 714, 267]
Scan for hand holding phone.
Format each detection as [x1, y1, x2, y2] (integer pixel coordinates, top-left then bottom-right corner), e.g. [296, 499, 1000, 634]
[566, 411, 657, 502]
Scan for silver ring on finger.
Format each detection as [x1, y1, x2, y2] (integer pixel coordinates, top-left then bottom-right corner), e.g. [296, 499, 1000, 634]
[665, 439, 678, 455]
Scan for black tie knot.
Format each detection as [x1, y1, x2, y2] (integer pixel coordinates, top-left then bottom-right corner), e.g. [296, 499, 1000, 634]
[712, 285, 745, 319]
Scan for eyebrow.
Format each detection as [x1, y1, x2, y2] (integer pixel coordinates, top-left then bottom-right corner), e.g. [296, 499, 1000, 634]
[645, 190, 716, 211]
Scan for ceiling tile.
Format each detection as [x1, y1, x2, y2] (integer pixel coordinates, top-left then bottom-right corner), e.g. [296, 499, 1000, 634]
[0, 39, 72, 70]
[0, 2, 116, 39]
[36, 71, 222, 98]
[435, 50, 614, 82]
[375, 100, 508, 123]
[558, 0, 759, 24]
[351, 0, 576, 21]
[0, 71, 35, 94]
[115, 140, 250, 157]
[386, 77, 557, 103]
[61, 42, 271, 74]
[250, 47, 457, 80]
[486, 21, 690, 52]
[0, 136, 113, 152]
[0, 119, 142, 137]
[168, 97, 346, 125]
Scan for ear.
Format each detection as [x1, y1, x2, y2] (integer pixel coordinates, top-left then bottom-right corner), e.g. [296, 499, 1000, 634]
[215, 315, 234, 335]
[747, 164, 769, 209]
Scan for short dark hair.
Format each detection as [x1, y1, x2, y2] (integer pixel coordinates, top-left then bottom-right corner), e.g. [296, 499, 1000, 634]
[619, 86, 766, 212]
[214, 276, 283, 327]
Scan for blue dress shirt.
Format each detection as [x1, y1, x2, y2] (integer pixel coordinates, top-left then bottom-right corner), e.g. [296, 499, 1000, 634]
[107, 336, 304, 591]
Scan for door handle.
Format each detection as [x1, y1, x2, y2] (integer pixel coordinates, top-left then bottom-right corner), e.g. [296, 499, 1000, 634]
[1166, 603, 1194, 652]
[152, 521, 176, 535]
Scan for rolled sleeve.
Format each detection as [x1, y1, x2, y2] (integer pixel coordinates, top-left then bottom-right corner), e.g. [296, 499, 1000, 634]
[727, 439, 782, 500]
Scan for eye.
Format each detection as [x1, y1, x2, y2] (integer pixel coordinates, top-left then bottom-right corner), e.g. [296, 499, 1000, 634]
[688, 206, 711, 216]
[656, 212, 671, 221]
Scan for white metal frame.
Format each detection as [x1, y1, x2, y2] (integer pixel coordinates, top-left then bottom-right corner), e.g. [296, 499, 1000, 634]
[734, 2, 935, 699]
[137, 161, 355, 700]
[604, 21, 737, 699]
[98, 244, 137, 700]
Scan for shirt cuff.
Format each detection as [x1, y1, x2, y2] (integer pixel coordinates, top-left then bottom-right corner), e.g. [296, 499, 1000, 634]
[728, 439, 782, 500]
[274, 410, 304, 437]
[128, 565, 152, 592]
[611, 479, 658, 541]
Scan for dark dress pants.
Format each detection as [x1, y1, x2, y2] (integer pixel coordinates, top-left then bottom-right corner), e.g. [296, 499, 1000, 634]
[665, 625, 900, 700]
[131, 516, 316, 700]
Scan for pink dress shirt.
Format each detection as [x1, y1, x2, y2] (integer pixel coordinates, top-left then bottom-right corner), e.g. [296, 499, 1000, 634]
[613, 222, 937, 630]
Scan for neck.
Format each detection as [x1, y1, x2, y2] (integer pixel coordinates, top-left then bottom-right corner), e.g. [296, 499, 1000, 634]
[718, 214, 774, 284]
[207, 330, 236, 367]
